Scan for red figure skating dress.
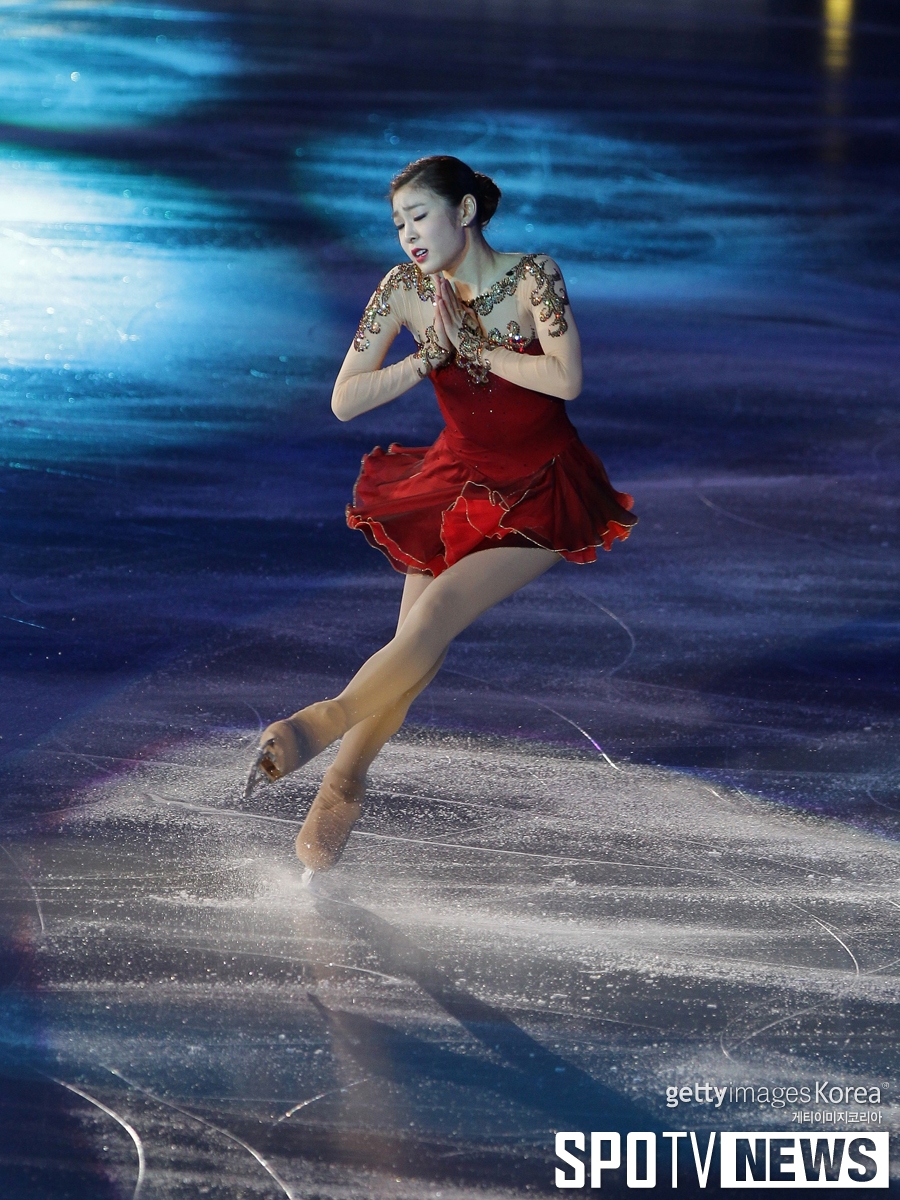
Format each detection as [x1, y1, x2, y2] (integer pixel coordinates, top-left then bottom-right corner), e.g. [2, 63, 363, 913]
[341, 256, 637, 576]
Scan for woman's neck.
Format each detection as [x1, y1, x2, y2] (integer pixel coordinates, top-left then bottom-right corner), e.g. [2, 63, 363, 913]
[441, 234, 502, 301]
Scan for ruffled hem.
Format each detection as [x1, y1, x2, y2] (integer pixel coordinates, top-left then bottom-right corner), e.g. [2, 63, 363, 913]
[347, 439, 636, 578]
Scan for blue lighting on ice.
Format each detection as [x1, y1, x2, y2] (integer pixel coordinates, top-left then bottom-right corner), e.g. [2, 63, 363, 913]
[296, 113, 794, 298]
[0, 1, 237, 130]
[0, 3, 333, 464]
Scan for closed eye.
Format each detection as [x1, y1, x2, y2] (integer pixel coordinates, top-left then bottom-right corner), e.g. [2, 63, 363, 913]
[394, 210, 427, 230]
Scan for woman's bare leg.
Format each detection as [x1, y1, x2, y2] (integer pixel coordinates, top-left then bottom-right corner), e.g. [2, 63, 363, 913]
[326, 654, 443, 778]
[296, 573, 439, 870]
[291, 549, 558, 872]
[299, 546, 560, 743]
[328, 571, 442, 783]
[256, 545, 560, 790]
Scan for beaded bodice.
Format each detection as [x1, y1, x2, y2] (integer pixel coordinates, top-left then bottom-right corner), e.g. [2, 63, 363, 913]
[461, 253, 569, 343]
[352, 254, 570, 382]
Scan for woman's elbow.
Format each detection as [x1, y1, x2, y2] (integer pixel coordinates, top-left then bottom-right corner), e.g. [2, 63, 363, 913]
[331, 388, 355, 422]
[559, 370, 583, 402]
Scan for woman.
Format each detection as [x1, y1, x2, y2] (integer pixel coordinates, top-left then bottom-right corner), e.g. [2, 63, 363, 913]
[246, 155, 636, 882]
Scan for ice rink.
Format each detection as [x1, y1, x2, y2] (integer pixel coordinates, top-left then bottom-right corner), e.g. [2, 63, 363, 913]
[0, 0, 898, 1194]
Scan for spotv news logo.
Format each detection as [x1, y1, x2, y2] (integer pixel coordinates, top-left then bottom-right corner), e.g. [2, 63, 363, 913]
[554, 1131, 890, 1188]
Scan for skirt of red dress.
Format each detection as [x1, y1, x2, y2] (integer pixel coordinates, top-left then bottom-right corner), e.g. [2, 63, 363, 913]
[346, 430, 637, 577]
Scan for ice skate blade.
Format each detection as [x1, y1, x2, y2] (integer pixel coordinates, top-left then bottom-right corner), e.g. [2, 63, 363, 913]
[244, 740, 275, 800]
[245, 717, 317, 800]
[300, 867, 318, 891]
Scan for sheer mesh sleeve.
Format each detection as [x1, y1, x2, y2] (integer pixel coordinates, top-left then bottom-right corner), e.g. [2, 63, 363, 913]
[466, 256, 582, 401]
[332, 264, 444, 421]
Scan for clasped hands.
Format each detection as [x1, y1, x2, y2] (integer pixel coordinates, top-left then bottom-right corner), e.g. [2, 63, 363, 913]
[435, 275, 490, 352]
[433, 275, 470, 353]
[425, 275, 491, 384]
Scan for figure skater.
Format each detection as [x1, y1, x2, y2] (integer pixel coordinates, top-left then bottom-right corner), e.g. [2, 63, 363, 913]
[246, 155, 637, 882]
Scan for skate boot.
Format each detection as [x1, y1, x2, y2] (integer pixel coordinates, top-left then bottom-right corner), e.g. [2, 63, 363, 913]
[245, 702, 344, 798]
[296, 767, 364, 877]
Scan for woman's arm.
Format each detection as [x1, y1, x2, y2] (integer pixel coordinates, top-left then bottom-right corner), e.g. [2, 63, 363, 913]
[435, 257, 582, 401]
[331, 266, 445, 422]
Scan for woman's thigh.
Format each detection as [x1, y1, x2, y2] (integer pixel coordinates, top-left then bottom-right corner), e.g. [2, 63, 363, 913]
[403, 545, 560, 644]
[397, 571, 434, 631]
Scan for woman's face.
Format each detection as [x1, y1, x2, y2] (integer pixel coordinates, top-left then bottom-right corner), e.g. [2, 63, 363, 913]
[391, 183, 472, 274]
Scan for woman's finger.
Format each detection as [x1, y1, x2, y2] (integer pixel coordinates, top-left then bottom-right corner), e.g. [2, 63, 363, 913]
[433, 303, 452, 348]
[441, 285, 458, 321]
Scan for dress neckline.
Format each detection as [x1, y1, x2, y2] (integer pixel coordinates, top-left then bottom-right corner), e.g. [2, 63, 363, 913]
[458, 256, 542, 320]
[465, 255, 531, 305]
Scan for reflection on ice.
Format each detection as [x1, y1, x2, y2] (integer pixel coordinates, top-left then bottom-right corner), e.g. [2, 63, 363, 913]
[0, 147, 332, 460]
[0, 0, 336, 465]
[824, 0, 854, 76]
[296, 114, 790, 290]
[0, 1, 236, 130]
[296, 109, 900, 300]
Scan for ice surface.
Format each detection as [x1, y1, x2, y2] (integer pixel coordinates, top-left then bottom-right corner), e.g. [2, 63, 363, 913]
[0, 0, 898, 1195]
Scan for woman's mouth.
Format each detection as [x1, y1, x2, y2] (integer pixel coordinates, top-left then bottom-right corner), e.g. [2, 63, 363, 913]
[412, 248, 428, 262]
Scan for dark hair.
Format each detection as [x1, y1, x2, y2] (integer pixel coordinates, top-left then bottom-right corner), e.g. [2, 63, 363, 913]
[389, 155, 502, 227]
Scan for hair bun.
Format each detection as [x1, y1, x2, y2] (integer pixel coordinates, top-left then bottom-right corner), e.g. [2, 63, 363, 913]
[389, 156, 503, 228]
[473, 172, 501, 225]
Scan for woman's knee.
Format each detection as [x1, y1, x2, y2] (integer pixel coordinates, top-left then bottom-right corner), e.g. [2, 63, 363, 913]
[407, 579, 474, 635]
[395, 591, 465, 659]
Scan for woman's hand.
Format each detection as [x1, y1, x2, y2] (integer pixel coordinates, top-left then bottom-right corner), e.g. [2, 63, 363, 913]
[434, 274, 494, 384]
[433, 275, 467, 352]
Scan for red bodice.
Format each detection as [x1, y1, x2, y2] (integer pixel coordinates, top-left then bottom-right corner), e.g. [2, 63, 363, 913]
[346, 344, 637, 577]
[432, 343, 579, 482]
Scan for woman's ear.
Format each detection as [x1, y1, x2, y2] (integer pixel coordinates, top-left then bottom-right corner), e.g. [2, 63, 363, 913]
[460, 194, 477, 228]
